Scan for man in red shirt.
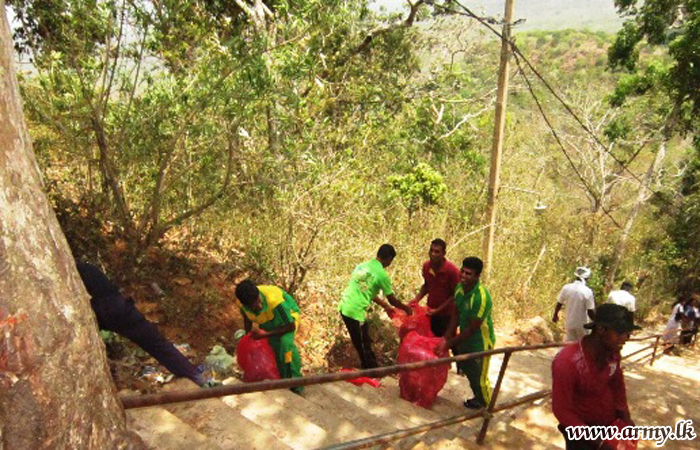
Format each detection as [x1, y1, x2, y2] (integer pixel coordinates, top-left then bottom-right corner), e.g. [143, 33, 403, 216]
[410, 239, 460, 337]
[552, 303, 640, 449]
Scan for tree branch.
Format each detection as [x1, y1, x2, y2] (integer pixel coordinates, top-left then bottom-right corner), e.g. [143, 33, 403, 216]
[302, 0, 426, 96]
[150, 127, 240, 242]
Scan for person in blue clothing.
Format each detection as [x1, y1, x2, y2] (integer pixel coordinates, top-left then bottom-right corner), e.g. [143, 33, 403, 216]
[76, 262, 206, 386]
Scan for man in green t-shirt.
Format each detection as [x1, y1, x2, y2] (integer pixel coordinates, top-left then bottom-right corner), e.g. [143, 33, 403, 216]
[339, 244, 412, 369]
[436, 256, 495, 409]
[235, 279, 303, 393]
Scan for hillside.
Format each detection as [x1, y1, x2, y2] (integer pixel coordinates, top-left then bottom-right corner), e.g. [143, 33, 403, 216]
[373, 0, 624, 32]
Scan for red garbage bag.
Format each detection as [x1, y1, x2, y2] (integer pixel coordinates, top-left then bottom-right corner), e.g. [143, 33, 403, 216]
[392, 305, 433, 340]
[398, 331, 449, 408]
[236, 334, 280, 382]
[340, 368, 381, 388]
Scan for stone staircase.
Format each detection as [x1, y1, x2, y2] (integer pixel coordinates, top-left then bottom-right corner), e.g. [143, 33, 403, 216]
[125, 349, 565, 450]
[126, 339, 695, 450]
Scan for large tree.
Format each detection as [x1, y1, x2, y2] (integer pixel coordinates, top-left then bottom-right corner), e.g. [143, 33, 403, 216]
[0, 3, 143, 448]
[608, 0, 700, 292]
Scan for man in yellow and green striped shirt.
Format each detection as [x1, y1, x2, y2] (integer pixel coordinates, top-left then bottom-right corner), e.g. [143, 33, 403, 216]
[235, 280, 303, 393]
[437, 257, 495, 409]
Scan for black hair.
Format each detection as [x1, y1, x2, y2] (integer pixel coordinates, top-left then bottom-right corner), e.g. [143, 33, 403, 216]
[462, 256, 483, 275]
[674, 294, 689, 305]
[377, 244, 397, 260]
[430, 238, 447, 252]
[235, 279, 259, 306]
[621, 281, 633, 291]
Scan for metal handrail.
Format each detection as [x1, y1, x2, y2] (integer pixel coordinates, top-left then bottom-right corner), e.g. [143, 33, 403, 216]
[323, 334, 663, 449]
[120, 342, 566, 409]
[120, 333, 663, 447]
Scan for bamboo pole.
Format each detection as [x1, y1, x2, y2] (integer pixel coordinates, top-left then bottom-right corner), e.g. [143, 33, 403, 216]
[483, 0, 516, 281]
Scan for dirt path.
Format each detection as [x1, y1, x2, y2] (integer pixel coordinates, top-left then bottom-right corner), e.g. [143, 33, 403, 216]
[497, 337, 700, 449]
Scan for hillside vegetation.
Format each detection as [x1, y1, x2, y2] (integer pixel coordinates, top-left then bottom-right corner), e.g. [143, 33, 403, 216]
[10, 0, 695, 379]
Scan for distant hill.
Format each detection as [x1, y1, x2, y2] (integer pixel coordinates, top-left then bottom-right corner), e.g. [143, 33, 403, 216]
[371, 0, 624, 32]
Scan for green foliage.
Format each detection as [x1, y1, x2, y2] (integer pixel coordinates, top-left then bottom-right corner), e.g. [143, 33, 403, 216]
[604, 116, 632, 142]
[11, 0, 689, 367]
[388, 163, 447, 217]
[609, 0, 700, 134]
[607, 61, 668, 107]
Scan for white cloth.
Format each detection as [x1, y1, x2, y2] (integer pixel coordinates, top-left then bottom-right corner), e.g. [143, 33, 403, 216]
[565, 327, 589, 342]
[558, 280, 595, 340]
[607, 290, 636, 312]
[663, 303, 683, 343]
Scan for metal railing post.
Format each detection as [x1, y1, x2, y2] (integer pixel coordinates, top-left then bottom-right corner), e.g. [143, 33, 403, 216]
[650, 335, 660, 366]
[476, 351, 512, 445]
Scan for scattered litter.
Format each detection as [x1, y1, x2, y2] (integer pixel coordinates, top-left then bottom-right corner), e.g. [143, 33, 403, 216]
[205, 345, 235, 378]
[340, 368, 381, 388]
[150, 282, 165, 297]
[234, 329, 246, 340]
[140, 366, 174, 384]
[172, 277, 192, 286]
[174, 343, 194, 357]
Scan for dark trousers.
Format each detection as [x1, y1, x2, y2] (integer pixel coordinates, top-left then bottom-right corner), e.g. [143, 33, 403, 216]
[430, 315, 451, 337]
[557, 424, 598, 450]
[680, 329, 695, 345]
[341, 313, 378, 369]
[91, 294, 201, 384]
[455, 353, 492, 406]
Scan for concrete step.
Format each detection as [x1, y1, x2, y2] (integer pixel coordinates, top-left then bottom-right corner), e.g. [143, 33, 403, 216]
[379, 376, 478, 440]
[162, 379, 291, 450]
[478, 421, 562, 449]
[507, 399, 564, 449]
[494, 351, 552, 403]
[358, 382, 460, 445]
[321, 381, 455, 448]
[302, 382, 421, 449]
[126, 406, 223, 450]
[409, 436, 477, 449]
[220, 378, 329, 450]
[365, 377, 444, 423]
[228, 377, 373, 446]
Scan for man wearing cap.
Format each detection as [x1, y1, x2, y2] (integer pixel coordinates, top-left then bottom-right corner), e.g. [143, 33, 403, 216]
[607, 281, 636, 313]
[553, 267, 596, 341]
[552, 304, 640, 449]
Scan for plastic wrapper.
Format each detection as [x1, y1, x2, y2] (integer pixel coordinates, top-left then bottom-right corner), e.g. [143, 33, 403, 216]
[139, 366, 173, 384]
[340, 368, 381, 388]
[397, 331, 449, 408]
[391, 305, 433, 340]
[236, 334, 280, 382]
[205, 345, 235, 377]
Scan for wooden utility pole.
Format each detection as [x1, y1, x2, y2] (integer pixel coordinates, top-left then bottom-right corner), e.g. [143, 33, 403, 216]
[482, 0, 515, 281]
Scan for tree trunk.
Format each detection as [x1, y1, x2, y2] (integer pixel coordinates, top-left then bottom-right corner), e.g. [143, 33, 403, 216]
[0, 5, 143, 449]
[605, 142, 666, 291]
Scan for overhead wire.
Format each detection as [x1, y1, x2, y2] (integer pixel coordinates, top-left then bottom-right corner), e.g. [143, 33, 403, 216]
[431, 0, 673, 218]
[510, 50, 623, 228]
[434, 0, 668, 196]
